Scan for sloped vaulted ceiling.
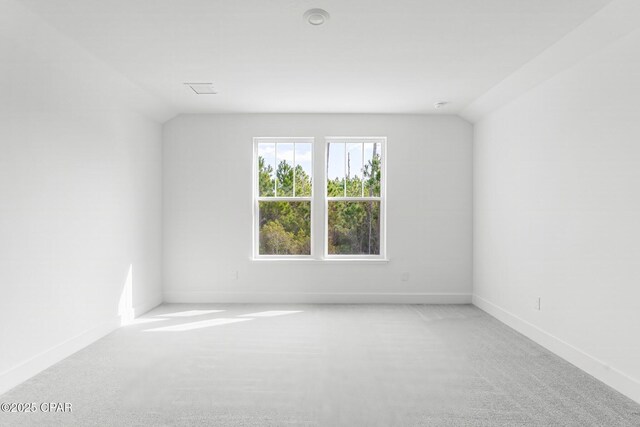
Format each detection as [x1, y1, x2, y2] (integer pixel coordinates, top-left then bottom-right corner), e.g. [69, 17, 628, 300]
[17, 0, 639, 122]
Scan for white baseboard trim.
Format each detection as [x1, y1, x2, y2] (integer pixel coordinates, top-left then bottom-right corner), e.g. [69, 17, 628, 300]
[0, 316, 121, 396]
[473, 295, 640, 405]
[133, 297, 163, 318]
[164, 291, 472, 304]
[0, 295, 165, 396]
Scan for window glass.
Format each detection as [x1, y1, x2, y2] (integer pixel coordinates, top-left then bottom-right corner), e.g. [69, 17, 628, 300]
[275, 142, 294, 197]
[295, 143, 313, 197]
[326, 138, 384, 257]
[257, 142, 275, 197]
[259, 201, 311, 255]
[327, 201, 380, 255]
[255, 139, 314, 257]
[326, 142, 345, 197]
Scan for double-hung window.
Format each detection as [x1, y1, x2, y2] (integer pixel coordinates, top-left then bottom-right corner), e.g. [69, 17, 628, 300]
[325, 137, 385, 258]
[254, 138, 314, 257]
[253, 136, 385, 260]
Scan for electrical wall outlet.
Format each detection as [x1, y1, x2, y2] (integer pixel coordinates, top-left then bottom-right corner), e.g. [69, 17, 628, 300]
[401, 272, 410, 282]
[231, 271, 238, 280]
[535, 297, 541, 311]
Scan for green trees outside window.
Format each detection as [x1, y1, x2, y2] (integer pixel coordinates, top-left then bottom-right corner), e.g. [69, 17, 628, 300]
[328, 201, 380, 255]
[257, 141, 312, 255]
[326, 141, 382, 255]
[255, 138, 383, 258]
[259, 201, 310, 255]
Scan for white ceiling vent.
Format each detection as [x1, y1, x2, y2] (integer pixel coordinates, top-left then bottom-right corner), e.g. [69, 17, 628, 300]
[184, 83, 218, 94]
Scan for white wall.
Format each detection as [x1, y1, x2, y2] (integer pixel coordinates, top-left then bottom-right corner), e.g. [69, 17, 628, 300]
[163, 114, 472, 303]
[474, 28, 640, 402]
[0, 1, 163, 394]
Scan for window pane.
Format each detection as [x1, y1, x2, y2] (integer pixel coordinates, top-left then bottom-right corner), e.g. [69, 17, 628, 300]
[259, 201, 311, 255]
[257, 142, 275, 197]
[363, 142, 381, 197]
[328, 201, 380, 255]
[346, 143, 363, 197]
[294, 143, 312, 197]
[326, 142, 345, 197]
[276, 142, 294, 196]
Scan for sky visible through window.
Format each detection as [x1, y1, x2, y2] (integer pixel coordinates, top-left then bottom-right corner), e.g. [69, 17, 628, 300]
[327, 142, 380, 182]
[258, 142, 380, 187]
[258, 142, 312, 194]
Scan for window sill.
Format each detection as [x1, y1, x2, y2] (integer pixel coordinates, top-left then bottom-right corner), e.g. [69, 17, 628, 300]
[251, 257, 389, 264]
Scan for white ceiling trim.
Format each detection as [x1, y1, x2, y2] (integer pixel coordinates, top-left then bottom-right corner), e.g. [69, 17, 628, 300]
[461, 0, 640, 123]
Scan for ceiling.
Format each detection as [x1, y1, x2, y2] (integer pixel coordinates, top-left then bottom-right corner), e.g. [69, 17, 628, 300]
[20, 0, 613, 118]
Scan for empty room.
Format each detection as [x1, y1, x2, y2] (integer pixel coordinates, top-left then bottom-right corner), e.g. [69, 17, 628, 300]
[1, 0, 639, 425]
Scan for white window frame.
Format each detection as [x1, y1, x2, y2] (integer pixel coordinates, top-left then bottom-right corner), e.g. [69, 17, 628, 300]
[324, 137, 387, 260]
[252, 137, 315, 260]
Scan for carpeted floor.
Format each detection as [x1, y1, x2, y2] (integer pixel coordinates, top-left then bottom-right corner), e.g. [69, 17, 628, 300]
[1, 304, 639, 426]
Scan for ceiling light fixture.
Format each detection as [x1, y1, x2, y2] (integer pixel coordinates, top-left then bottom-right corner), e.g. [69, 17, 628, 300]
[304, 9, 330, 26]
[184, 83, 218, 95]
[434, 101, 449, 109]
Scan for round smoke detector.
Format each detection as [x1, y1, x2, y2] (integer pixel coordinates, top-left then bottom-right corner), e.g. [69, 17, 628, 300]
[304, 9, 330, 26]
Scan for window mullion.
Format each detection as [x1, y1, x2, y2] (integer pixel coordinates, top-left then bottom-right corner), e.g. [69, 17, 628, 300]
[327, 197, 380, 202]
[274, 142, 278, 196]
[258, 197, 312, 202]
[361, 142, 364, 197]
[343, 142, 346, 197]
